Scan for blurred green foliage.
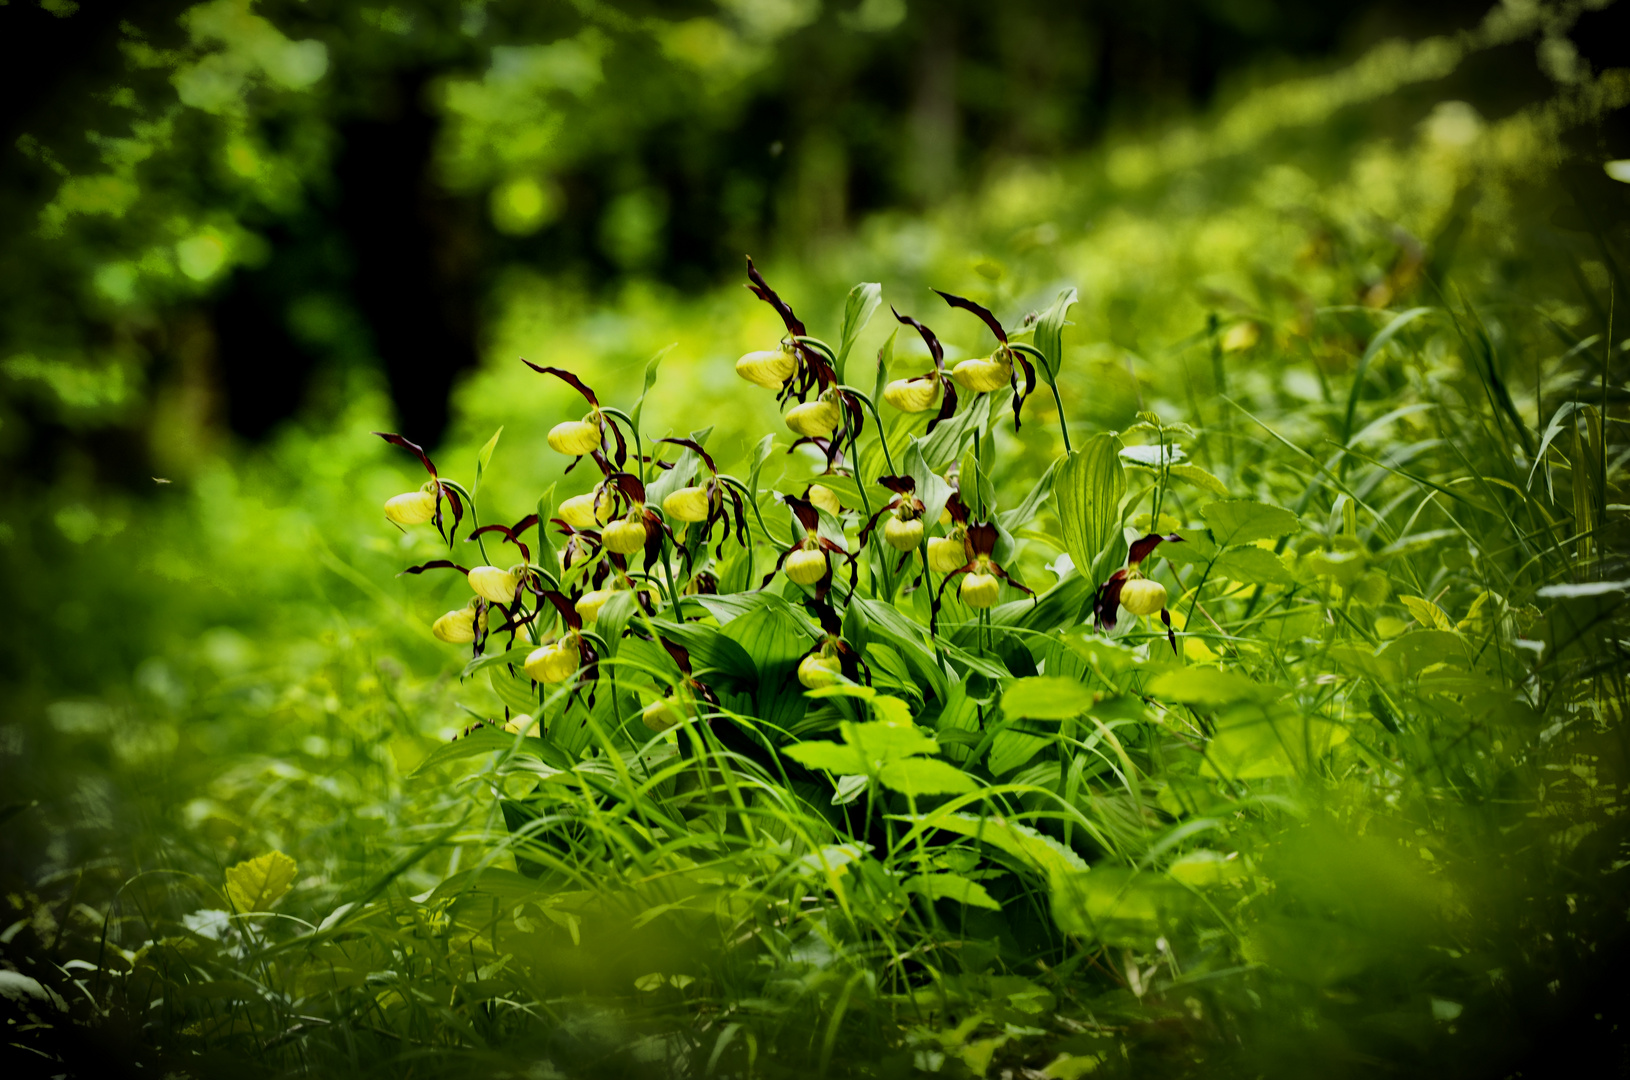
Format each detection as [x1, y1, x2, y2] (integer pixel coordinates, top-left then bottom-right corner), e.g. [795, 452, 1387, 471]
[2, 1, 1630, 1077]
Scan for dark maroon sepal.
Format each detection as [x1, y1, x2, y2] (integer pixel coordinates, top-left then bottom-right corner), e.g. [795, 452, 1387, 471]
[932, 289, 1008, 344]
[1128, 532, 1183, 566]
[520, 361, 600, 407]
[745, 256, 806, 336]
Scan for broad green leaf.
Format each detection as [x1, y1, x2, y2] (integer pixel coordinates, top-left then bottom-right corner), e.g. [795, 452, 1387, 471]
[1145, 666, 1262, 705]
[847, 719, 939, 763]
[1201, 499, 1299, 547]
[917, 393, 991, 472]
[852, 599, 949, 702]
[784, 740, 867, 774]
[650, 619, 756, 683]
[988, 729, 1050, 775]
[1032, 287, 1077, 387]
[492, 664, 541, 714]
[629, 343, 676, 430]
[1400, 595, 1455, 631]
[998, 456, 1059, 533]
[1201, 700, 1348, 779]
[474, 426, 503, 493]
[225, 851, 298, 913]
[879, 756, 978, 796]
[905, 872, 1001, 909]
[1055, 433, 1126, 587]
[1003, 676, 1095, 719]
[646, 426, 711, 507]
[905, 811, 1087, 880]
[1211, 547, 1292, 587]
[1167, 461, 1227, 495]
[905, 440, 955, 528]
[835, 281, 882, 384]
[1050, 868, 1189, 944]
[411, 726, 533, 777]
[534, 483, 556, 571]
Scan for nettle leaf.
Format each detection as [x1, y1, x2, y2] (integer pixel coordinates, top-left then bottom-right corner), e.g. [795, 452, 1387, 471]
[1145, 666, 1264, 705]
[1055, 433, 1126, 587]
[880, 757, 978, 796]
[784, 740, 868, 775]
[836, 281, 883, 384]
[1003, 675, 1095, 719]
[905, 872, 1001, 910]
[1119, 443, 1185, 468]
[1167, 462, 1228, 495]
[847, 719, 939, 762]
[1032, 287, 1077, 388]
[225, 851, 298, 913]
[1201, 499, 1299, 547]
[1211, 546, 1293, 587]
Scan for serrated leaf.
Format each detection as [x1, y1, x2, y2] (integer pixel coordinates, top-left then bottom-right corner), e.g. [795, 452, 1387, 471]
[1201, 499, 1299, 547]
[1055, 434, 1126, 587]
[1401, 595, 1455, 631]
[784, 740, 868, 774]
[1211, 546, 1292, 586]
[225, 851, 297, 913]
[1033, 287, 1077, 388]
[1003, 676, 1094, 719]
[879, 756, 978, 796]
[836, 282, 882, 384]
[1168, 462, 1228, 495]
[905, 872, 1001, 909]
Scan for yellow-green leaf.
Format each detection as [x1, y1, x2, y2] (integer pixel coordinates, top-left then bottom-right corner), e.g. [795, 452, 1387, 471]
[1401, 595, 1455, 631]
[225, 851, 298, 913]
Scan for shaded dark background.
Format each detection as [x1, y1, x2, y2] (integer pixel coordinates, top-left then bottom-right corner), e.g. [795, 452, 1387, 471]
[1, 0, 1624, 468]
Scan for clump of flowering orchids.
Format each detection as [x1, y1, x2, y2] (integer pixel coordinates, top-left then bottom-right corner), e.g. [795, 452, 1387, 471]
[375, 259, 1181, 749]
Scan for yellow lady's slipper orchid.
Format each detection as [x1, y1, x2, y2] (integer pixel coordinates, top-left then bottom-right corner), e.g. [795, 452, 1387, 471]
[641, 698, 685, 732]
[575, 588, 616, 624]
[735, 347, 797, 389]
[663, 486, 713, 523]
[468, 565, 521, 604]
[807, 484, 842, 516]
[1119, 577, 1168, 617]
[384, 487, 437, 525]
[602, 516, 649, 555]
[927, 533, 967, 573]
[959, 571, 1001, 608]
[503, 713, 540, 736]
[547, 418, 601, 456]
[524, 640, 579, 683]
[884, 516, 924, 552]
[431, 604, 486, 643]
[797, 653, 842, 689]
[882, 378, 938, 412]
[559, 490, 612, 529]
[784, 547, 828, 585]
[785, 397, 841, 438]
[949, 356, 1010, 393]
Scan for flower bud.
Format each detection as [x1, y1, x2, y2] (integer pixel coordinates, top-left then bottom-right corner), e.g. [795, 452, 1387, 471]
[884, 515, 924, 552]
[641, 698, 685, 732]
[927, 534, 967, 573]
[882, 377, 939, 413]
[807, 484, 842, 516]
[384, 488, 437, 525]
[575, 588, 616, 624]
[432, 604, 486, 643]
[949, 356, 1011, 393]
[1119, 577, 1168, 617]
[735, 347, 797, 389]
[524, 640, 579, 684]
[559, 491, 612, 529]
[602, 516, 649, 555]
[663, 486, 713, 523]
[468, 565, 521, 604]
[960, 572, 1001, 608]
[547, 419, 601, 457]
[797, 653, 842, 689]
[786, 397, 841, 438]
[784, 547, 828, 585]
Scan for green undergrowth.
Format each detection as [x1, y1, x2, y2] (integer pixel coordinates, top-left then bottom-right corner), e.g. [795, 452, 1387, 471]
[4, 26, 1630, 1080]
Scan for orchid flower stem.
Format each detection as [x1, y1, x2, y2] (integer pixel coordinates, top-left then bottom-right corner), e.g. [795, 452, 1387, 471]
[441, 479, 491, 564]
[1048, 379, 1073, 454]
[602, 407, 644, 484]
[840, 387, 897, 478]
